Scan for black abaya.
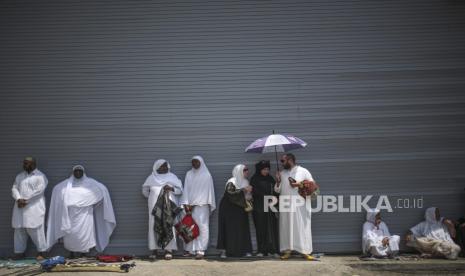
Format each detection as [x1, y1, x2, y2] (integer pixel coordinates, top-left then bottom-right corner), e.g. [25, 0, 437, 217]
[217, 182, 252, 257]
[251, 173, 280, 255]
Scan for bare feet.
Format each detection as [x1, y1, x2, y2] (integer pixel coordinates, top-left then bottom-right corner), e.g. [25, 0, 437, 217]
[36, 254, 45, 261]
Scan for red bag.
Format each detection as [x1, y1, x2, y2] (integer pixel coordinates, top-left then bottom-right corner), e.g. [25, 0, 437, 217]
[97, 255, 133, 263]
[175, 214, 200, 243]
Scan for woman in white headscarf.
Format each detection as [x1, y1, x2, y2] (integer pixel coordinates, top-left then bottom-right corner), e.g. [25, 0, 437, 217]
[180, 156, 216, 259]
[406, 207, 461, 260]
[142, 159, 183, 260]
[216, 164, 253, 258]
[362, 208, 400, 258]
[47, 165, 116, 257]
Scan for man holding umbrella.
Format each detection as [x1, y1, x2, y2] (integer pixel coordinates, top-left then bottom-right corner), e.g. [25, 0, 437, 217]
[275, 153, 314, 260]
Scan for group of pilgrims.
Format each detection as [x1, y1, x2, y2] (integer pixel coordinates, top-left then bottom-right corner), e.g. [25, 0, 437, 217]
[11, 155, 464, 261]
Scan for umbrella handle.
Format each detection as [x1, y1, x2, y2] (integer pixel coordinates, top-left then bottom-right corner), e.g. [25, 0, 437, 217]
[272, 130, 279, 171]
[274, 145, 279, 171]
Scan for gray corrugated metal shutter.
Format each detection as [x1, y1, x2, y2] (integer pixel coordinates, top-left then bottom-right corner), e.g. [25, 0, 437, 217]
[0, 0, 464, 256]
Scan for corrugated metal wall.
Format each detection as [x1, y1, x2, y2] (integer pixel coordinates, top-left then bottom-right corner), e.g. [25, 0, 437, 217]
[1, 0, 464, 256]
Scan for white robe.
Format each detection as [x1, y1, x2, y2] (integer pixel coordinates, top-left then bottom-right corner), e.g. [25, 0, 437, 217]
[142, 159, 183, 251]
[184, 205, 210, 253]
[180, 156, 216, 253]
[274, 165, 313, 254]
[410, 207, 455, 242]
[11, 169, 48, 229]
[362, 209, 400, 257]
[47, 176, 116, 252]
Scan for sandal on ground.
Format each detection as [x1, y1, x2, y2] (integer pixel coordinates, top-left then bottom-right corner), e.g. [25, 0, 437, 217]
[280, 252, 291, 260]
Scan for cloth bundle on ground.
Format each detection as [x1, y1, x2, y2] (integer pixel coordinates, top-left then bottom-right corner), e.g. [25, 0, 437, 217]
[408, 237, 461, 260]
[0, 258, 38, 268]
[46, 263, 135, 273]
[40, 256, 135, 273]
[175, 213, 200, 243]
[97, 255, 133, 263]
[40, 256, 66, 270]
[152, 189, 182, 249]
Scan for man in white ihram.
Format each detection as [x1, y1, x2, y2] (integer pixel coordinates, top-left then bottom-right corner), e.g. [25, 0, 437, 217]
[275, 153, 314, 260]
[47, 165, 116, 257]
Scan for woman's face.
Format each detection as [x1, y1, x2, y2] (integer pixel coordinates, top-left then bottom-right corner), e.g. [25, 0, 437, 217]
[243, 167, 249, 178]
[192, 159, 201, 169]
[435, 208, 441, 221]
[157, 162, 169, 174]
[375, 213, 381, 225]
[260, 167, 270, 176]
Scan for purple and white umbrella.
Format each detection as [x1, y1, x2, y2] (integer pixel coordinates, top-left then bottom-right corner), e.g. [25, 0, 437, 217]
[245, 133, 307, 153]
[245, 132, 307, 169]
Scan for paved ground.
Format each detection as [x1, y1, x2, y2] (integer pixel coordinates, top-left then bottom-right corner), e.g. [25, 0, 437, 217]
[1, 256, 465, 276]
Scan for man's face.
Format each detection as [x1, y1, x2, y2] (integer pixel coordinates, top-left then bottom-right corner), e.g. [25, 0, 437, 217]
[280, 155, 292, 170]
[192, 159, 201, 170]
[157, 162, 169, 174]
[23, 160, 36, 173]
[73, 169, 84, 179]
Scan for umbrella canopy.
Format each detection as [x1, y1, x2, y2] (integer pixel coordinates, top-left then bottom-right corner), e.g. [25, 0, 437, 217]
[245, 133, 307, 153]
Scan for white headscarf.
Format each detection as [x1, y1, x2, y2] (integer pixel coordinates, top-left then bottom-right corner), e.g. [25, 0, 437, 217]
[70, 165, 87, 185]
[151, 159, 182, 187]
[180, 156, 216, 211]
[65, 165, 102, 207]
[366, 208, 379, 224]
[410, 207, 453, 242]
[142, 159, 183, 213]
[227, 164, 249, 189]
[425, 207, 439, 224]
[72, 164, 85, 171]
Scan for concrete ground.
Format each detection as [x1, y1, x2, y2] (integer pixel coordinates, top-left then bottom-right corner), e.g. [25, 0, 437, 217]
[1, 256, 465, 276]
